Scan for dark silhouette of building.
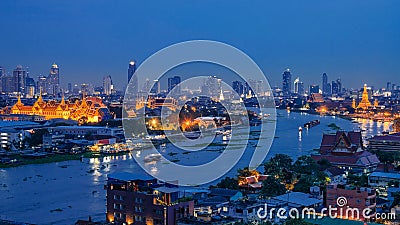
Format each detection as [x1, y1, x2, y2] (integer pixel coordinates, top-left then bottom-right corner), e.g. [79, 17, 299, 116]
[322, 73, 328, 95]
[168, 76, 181, 95]
[282, 69, 291, 96]
[309, 85, 319, 94]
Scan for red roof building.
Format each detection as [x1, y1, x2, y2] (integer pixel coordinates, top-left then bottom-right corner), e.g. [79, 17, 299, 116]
[312, 131, 380, 174]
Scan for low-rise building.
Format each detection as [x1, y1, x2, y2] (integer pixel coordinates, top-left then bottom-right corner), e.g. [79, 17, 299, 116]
[369, 171, 400, 197]
[312, 131, 380, 174]
[368, 132, 400, 152]
[326, 184, 376, 221]
[105, 172, 194, 225]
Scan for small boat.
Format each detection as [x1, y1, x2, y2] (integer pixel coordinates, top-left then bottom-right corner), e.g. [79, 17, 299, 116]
[298, 126, 303, 132]
[304, 120, 320, 128]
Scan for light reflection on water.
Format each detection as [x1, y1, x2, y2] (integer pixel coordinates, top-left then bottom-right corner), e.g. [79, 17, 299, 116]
[0, 111, 391, 224]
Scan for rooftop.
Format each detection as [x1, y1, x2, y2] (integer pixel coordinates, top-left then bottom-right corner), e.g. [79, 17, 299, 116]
[370, 171, 400, 179]
[272, 192, 322, 207]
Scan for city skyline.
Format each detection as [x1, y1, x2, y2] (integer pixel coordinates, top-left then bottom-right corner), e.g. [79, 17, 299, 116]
[0, 0, 399, 90]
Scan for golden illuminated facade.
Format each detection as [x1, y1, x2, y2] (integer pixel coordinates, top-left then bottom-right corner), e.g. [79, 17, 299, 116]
[357, 84, 371, 110]
[9, 94, 109, 124]
[135, 97, 178, 111]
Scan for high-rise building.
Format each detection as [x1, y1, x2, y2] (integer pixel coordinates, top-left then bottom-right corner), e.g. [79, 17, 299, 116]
[103, 75, 113, 95]
[282, 69, 292, 96]
[167, 76, 181, 95]
[298, 82, 305, 95]
[127, 60, 138, 95]
[0, 66, 4, 93]
[1, 74, 13, 94]
[293, 77, 300, 94]
[150, 79, 160, 94]
[331, 80, 340, 95]
[67, 83, 72, 94]
[37, 75, 47, 94]
[12, 65, 27, 94]
[387, 82, 392, 91]
[322, 73, 328, 95]
[309, 85, 320, 94]
[326, 83, 332, 95]
[47, 63, 60, 96]
[25, 75, 36, 98]
[232, 81, 244, 96]
[128, 60, 136, 82]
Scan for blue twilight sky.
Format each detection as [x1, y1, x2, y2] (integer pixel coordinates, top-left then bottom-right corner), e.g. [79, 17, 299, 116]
[0, 0, 399, 90]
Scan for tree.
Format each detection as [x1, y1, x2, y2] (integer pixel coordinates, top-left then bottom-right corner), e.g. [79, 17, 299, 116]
[260, 176, 287, 198]
[215, 177, 239, 190]
[293, 156, 318, 175]
[347, 174, 369, 187]
[264, 154, 293, 181]
[317, 158, 331, 171]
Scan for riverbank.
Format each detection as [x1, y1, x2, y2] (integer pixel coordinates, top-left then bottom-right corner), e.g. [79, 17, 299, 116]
[0, 151, 127, 168]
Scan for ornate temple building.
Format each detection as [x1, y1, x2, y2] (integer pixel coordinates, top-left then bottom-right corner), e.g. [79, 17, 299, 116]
[311, 131, 380, 174]
[6, 94, 111, 124]
[357, 84, 372, 109]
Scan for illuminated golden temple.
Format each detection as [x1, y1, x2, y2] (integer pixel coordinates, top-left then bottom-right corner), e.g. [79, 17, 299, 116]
[7, 93, 109, 123]
[357, 84, 372, 110]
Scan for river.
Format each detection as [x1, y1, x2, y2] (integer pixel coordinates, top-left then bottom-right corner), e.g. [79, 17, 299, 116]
[0, 110, 391, 224]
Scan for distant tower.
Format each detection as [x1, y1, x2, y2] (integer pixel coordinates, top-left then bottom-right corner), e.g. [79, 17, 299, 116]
[219, 89, 225, 101]
[357, 84, 371, 109]
[352, 98, 357, 109]
[47, 63, 60, 96]
[127, 60, 138, 95]
[322, 73, 328, 94]
[282, 69, 292, 96]
[232, 81, 244, 96]
[293, 77, 300, 94]
[168, 76, 181, 95]
[128, 60, 136, 82]
[12, 65, 27, 94]
[103, 75, 113, 95]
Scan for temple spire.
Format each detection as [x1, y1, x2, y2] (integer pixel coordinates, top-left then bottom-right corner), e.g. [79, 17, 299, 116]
[357, 84, 371, 109]
[37, 90, 43, 103]
[16, 93, 23, 106]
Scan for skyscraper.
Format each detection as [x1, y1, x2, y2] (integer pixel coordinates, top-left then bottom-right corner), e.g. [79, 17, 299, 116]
[322, 73, 328, 95]
[298, 82, 305, 95]
[127, 60, 138, 95]
[47, 63, 60, 96]
[167, 76, 181, 95]
[67, 83, 72, 94]
[150, 80, 160, 94]
[128, 60, 136, 82]
[0, 66, 4, 93]
[12, 65, 27, 94]
[232, 81, 244, 96]
[103, 75, 113, 95]
[387, 82, 392, 91]
[331, 80, 340, 95]
[37, 75, 47, 94]
[25, 75, 36, 98]
[309, 85, 320, 94]
[293, 77, 300, 94]
[282, 69, 292, 96]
